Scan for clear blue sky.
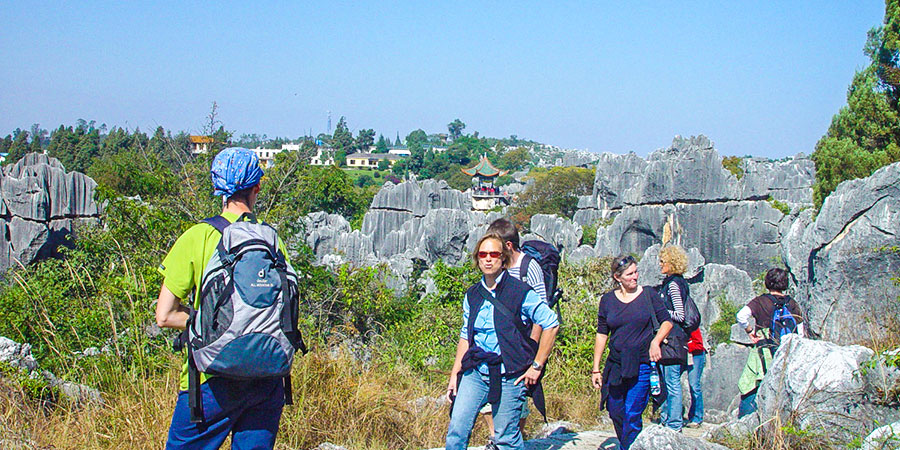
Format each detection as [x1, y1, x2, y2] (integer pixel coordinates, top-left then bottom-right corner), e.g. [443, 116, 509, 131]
[0, 1, 885, 158]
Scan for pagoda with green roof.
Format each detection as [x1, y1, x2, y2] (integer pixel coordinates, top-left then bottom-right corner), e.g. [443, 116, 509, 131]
[462, 155, 510, 210]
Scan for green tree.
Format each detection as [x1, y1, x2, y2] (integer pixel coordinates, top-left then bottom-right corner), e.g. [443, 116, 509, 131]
[405, 129, 427, 147]
[355, 128, 375, 152]
[509, 166, 595, 224]
[812, 1, 900, 208]
[29, 124, 46, 153]
[5, 130, 30, 166]
[394, 132, 402, 147]
[0, 135, 12, 157]
[448, 119, 466, 140]
[498, 146, 531, 171]
[407, 140, 425, 174]
[332, 116, 353, 153]
[375, 135, 389, 153]
[377, 159, 390, 171]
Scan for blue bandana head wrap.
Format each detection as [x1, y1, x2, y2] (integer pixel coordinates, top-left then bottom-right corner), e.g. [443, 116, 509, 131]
[210, 147, 264, 197]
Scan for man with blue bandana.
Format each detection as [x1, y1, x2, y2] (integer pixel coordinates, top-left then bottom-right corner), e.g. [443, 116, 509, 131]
[155, 147, 289, 450]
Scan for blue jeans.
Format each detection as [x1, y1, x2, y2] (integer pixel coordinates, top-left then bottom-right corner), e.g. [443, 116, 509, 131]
[739, 388, 758, 418]
[166, 377, 284, 450]
[606, 363, 651, 450]
[446, 369, 528, 450]
[687, 352, 705, 424]
[660, 362, 686, 431]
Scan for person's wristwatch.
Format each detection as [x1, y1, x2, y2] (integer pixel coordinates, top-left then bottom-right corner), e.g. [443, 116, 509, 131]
[531, 361, 543, 370]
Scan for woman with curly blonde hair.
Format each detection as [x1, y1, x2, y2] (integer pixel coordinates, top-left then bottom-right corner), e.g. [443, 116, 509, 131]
[656, 245, 691, 431]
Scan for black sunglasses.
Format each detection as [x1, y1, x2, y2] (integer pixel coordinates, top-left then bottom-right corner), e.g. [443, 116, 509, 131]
[616, 255, 635, 268]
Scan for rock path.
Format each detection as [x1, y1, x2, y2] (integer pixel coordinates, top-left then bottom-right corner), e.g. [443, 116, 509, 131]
[425, 423, 714, 450]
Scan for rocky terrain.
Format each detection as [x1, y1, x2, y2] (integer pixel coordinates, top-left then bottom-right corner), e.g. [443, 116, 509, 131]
[0, 153, 100, 273]
[2, 139, 899, 448]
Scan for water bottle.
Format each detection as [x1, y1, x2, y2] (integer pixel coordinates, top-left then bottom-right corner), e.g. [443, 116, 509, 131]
[649, 361, 661, 396]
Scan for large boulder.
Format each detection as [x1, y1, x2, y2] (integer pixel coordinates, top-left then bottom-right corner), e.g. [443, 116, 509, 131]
[631, 424, 730, 450]
[782, 162, 900, 344]
[0, 153, 100, 272]
[757, 335, 900, 442]
[861, 421, 900, 450]
[529, 214, 582, 255]
[740, 154, 815, 205]
[362, 179, 470, 251]
[300, 212, 352, 263]
[702, 343, 750, 419]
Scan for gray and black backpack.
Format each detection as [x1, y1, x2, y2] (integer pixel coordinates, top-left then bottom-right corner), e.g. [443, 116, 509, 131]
[174, 213, 306, 423]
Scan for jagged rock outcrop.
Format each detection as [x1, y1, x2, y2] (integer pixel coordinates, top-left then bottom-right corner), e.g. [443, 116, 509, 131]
[300, 212, 352, 263]
[574, 136, 812, 275]
[861, 421, 900, 450]
[631, 424, 730, 450]
[756, 335, 900, 443]
[528, 214, 582, 254]
[740, 155, 815, 205]
[362, 179, 470, 252]
[0, 153, 100, 273]
[781, 162, 900, 345]
[702, 343, 750, 420]
[0, 336, 102, 405]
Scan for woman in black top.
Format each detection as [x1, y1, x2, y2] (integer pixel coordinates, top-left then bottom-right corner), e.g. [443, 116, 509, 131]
[591, 254, 672, 450]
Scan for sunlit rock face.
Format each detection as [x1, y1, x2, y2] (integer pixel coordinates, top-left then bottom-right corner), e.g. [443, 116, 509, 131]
[0, 153, 100, 273]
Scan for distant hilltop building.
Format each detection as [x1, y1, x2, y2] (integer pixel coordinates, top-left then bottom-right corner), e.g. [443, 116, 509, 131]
[462, 154, 511, 210]
[346, 152, 404, 169]
[250, 143, 336, 167]
[189, 135, 215, 154]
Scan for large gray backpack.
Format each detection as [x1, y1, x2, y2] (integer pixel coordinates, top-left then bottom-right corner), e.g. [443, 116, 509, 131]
[175, 213, 305, 423]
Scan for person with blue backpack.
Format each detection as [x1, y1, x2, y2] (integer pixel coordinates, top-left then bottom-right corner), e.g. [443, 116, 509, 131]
[735, 268, 805, 417]
[155, 147, 302, 450]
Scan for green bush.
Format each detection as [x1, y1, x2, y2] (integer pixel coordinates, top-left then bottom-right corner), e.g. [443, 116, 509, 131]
[708, 294, 741, 348]
[722, 156, 745, 180]
[767, 196, 791, 215]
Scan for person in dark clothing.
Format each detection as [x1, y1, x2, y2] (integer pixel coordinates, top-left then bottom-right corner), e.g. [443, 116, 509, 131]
[591, 254, 673, 450]
[445, 233, 559, 450]
[657, 245, 690, 431]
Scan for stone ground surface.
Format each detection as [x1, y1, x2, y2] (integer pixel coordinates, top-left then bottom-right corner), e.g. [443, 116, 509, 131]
[425, 423, 714, 450]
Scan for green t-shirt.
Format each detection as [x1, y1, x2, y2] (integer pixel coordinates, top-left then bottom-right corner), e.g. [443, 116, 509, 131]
[157, 212, 291, 391]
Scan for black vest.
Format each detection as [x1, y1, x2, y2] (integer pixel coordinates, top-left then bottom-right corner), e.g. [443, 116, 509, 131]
[465, 272, 538, 376]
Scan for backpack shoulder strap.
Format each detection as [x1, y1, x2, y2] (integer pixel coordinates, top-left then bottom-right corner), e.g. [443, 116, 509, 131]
[520, 254, 533, 282]
[643, 290, 661, 332]
[202, 215, 230, 234]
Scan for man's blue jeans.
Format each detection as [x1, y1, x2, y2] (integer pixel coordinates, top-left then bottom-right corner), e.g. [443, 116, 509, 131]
[606, 363, 651, 450]
[446, 369, 528, 450]
[687, 352, 705, 425]
[660, 362, 686, 431]
[739, 388, 758, 418]
[166, 377, 284, 450]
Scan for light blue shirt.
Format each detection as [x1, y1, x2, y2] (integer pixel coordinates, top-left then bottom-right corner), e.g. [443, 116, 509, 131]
[459, 271, 560, 374]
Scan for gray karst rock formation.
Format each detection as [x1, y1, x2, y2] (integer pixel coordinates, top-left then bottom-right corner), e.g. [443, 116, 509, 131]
[0, 336, 102, 405]
[362, 179, 471, 252]
[631, 424, 730, 450]
[0, 153, 100, 273]
[527, 214, 583, 254]
[780, 162, 900, 345]
[711, 336, 900, 445]
[758, 336, 900, 441]
[573, 135, 814, 275]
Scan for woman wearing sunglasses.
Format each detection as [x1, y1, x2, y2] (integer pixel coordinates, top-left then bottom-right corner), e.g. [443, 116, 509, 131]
[445, 233, 559, 450]
[591, 254, 673, 449]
